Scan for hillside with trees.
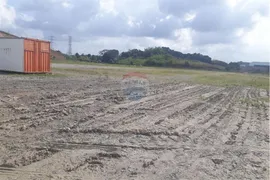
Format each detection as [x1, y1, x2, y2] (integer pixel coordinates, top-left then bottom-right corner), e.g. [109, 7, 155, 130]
[63, 47, 242, 72]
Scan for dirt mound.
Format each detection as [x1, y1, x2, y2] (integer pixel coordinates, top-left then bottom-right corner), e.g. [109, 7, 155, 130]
[51, 50, 66, 61]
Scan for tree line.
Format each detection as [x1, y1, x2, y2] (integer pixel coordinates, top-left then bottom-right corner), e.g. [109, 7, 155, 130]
[65, 47, 240, 72]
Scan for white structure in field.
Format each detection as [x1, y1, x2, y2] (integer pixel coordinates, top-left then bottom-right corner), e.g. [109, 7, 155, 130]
[0, 38, 24, 72]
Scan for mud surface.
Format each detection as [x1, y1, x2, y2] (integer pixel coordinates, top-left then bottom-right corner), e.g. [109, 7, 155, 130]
[0, 72, 269, 180]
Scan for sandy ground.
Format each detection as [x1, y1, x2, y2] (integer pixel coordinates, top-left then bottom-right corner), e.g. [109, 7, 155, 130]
[0, 66, 269, 180]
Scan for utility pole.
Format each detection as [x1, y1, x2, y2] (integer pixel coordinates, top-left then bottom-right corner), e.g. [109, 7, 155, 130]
[50, 36, 54, 50]
[68, 36, 72, 56]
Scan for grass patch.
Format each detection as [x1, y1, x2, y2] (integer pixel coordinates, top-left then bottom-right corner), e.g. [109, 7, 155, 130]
[193, 72, 269, 90]
[52, 59, 136, 68]
[53, 68, 128, 77]
[53, 63, 269, 90]
[53, 66, 204, 78]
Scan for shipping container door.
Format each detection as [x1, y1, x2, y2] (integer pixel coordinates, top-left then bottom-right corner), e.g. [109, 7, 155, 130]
[24, 39, 35, 73]
[24, 39, 50, 73]
[40, 41, 50, 72]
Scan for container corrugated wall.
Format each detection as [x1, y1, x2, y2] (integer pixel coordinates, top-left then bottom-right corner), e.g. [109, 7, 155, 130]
[24, 39, 50, 73]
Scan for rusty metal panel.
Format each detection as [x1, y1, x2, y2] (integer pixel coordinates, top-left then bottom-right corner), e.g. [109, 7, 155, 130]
[24, 50, 34, 73]
[24, 39, 35, 51]
[24, 39, 50, 73]
[41, 42, 50, 52]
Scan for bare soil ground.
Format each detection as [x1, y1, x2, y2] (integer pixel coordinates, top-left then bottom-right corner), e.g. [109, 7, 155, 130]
[0, 65, 269, 180]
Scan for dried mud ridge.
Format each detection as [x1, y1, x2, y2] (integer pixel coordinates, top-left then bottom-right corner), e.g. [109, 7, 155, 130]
[0, 75, 269, 180]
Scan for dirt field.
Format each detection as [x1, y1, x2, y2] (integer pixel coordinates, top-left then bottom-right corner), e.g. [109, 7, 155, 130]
[0, 64, 269, 180]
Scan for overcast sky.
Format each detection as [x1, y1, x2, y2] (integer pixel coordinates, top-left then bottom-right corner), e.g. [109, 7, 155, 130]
[0, 0, 270, 62]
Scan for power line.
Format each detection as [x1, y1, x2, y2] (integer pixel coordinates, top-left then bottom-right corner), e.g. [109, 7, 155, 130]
[50, 36, 54, 50]
[68, 36, 72, 56]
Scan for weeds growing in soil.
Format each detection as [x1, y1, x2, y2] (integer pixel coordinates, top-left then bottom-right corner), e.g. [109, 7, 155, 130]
[52, 64, 269, 90]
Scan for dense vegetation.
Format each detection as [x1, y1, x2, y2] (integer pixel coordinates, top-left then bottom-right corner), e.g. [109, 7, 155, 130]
[65, 47, 242, 71]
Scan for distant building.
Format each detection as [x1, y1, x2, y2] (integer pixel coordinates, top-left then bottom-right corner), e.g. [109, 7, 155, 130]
[239, 62, 250, 67]
[249, 62, 270, 67]
[239, 61, 269, 74]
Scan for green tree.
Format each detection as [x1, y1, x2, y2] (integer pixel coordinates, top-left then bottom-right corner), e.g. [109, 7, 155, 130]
[75, 53, 80, 59]
[87, 54, 91, 60]
[212, 60, 228, 67]
[226, 62, 240, 72]
[99, 49, 119, 63]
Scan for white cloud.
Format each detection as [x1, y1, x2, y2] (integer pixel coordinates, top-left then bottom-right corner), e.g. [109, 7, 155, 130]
[18, 13, 35, 22]
[0, 0, 16, 28]
[173, 28, 193, 52]
[127, 16, 135, 27]
[243, 13, 270, 46]
[184, 12, 196, 22]
[193, 11, 270, 63]
[21, 29, 44, 39]
[226, 0, 244, 8]
[61, 1, 73, 8]
[3, 0, 270, 62]
[100, 0, 117, 14]
[241, 12, 270, 62]
[235, 28, 245, 37]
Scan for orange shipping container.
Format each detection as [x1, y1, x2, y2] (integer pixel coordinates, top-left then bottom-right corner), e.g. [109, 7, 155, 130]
[0, 37, 51, 73]
[24, 38, 51, 73]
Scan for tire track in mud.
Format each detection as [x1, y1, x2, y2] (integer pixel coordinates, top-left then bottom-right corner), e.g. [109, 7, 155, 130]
[160, 87, 231, 133]
[0, 167, 83, 179]
[27, 140, 270, 153]
[51, 85, 212, 146]
[154, 88, 226, 130]
[43, 83, 190, 133]
[88, 82, 187, 111]
[244, 88, 269, 147]
[191, 87, 243, 145]
[0, 79, 131, 166]
[238, 88, 259, 147]
[73, 85, 208, 130]
[0, 102, 95, 132]
[0, 145, 60, 174]
[148, 87, 239, 147]
[102, 86, 213, 130]
[222, 88, 268, 148]
[221, 88, 252, 146]
[11, 83, 187, 133]
[1, 79, 135, 131]
[249, 87, 258, 99]
[96, 112, 148, 130]
[0, 81, 120, 128]
[108, 83, 192, 112]
[4, 139, 268, 180]
[127, 86, 223, 131]
[117, 83, 190, 109]
[234, 106, 253, 146]
[154, 88, 209, 110]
